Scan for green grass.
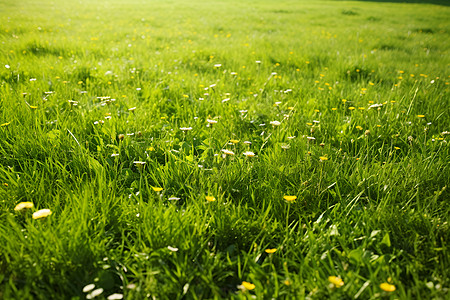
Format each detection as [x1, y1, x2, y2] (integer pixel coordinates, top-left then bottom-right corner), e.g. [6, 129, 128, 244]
[0, 0, 449, 299]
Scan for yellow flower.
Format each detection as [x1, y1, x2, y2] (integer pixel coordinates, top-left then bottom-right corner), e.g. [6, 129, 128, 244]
[14, 202, 34, 211]
[230, 139, 240, 144]
[417, 115, 425, 118]
[1, 122, 11, 127]
[206, 196, 216, 202]
[283, 195, 297, 202]
[319, 156, 328, 161]
[284, 279, 292, 286]
[243, 151, 255, 157]
[265, 248, 277, 254]
[348, 107, 356, 110]
[241, 281, 255, 290]
[328, 276, 344, 288]
[32, 209, 52, 219]
[152, 187, 163, 192]
[380, 283, 396, 292]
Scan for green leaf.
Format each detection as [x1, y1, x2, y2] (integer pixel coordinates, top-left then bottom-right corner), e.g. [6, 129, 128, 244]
[381, 232, 391, 247]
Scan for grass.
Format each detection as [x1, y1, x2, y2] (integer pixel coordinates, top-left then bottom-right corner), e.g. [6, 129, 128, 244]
[0, 0, 449, 299]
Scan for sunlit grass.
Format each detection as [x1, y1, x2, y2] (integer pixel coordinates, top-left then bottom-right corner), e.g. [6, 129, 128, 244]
[1, 0, 449, 299]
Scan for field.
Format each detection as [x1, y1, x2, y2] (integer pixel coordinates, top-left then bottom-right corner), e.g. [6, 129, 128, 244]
[0, 0, 449, 299]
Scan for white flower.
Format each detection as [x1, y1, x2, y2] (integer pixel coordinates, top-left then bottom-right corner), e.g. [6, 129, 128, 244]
[243, 151, 255, 157]
[180, 127, 192, 131]
[270, 120, 281, 126]
[221, 149, 235, 155]
[83, 284, 96, 293]
[168, 246, 179, 252]
[207, 119, 217, 124]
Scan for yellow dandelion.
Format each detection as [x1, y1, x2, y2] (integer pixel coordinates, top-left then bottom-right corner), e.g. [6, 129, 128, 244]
[152, 187, 163, 192]
[394, 147, 400, 150]
[348, 107, 356, 110]
[241, 281, 255, 290]
[417, 115, 425, 118]
[230, 139, 240, 144]
[380, 283, 396, 292]
[356, 126, 363, 130]
[265, 248, 277, 254]
[1, 122, 11, 127]
[331, 108, 337, 111]
[30, 106, 38, 109]
[283, 195, 297, 202]
[206, 196, 216, 202]
[319, 156, 328, 161]
[328, 276, 344, 288]
[14, 202, 34, 212]
[32, 209, 52, 220]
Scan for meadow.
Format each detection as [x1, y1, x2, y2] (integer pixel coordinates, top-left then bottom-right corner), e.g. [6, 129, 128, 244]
[0, 0, 449, 298]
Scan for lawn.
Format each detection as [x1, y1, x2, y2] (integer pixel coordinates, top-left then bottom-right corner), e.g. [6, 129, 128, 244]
[0, 0, 449, 299]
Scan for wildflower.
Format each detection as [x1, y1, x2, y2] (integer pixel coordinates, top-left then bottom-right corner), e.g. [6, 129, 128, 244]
[380, 283, 396, 292]
[180, 127, 193, 131]
[207, 119, 217, 124]
[417, 115, 425, 118]
[118, 134, 125, 141]
[32, 209, 52, 220]
[394, 147, 400, 150]
[319, 156, 328, 161]
[152, 187, 163, 192]
[221, 149, 235, 155]
[265, 248, 277, 254]
[83, 284, 96, 293]
[243, 151, 255, 157]
[86, 288, 103, 299]
[243, 141, 252, 145]
[1, 122, 11, 127]
[206, 196, 216, 202]
[328, 276, 344, 288]
[14, 202, 34, 211]
[168, 197, 180, 201]
[167, 246, 179, 252]
[283, 195, 297, 202]
[238, 281, 256, 291]
[270, 120, 281, 126]
[133, 161, 146, 168]
[107, 294, 124, 300]
[230, 139, 239, 144]
[349, 107, 356, 110]
[284, 279, 292, 286]
[356, 126, 363, 130]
